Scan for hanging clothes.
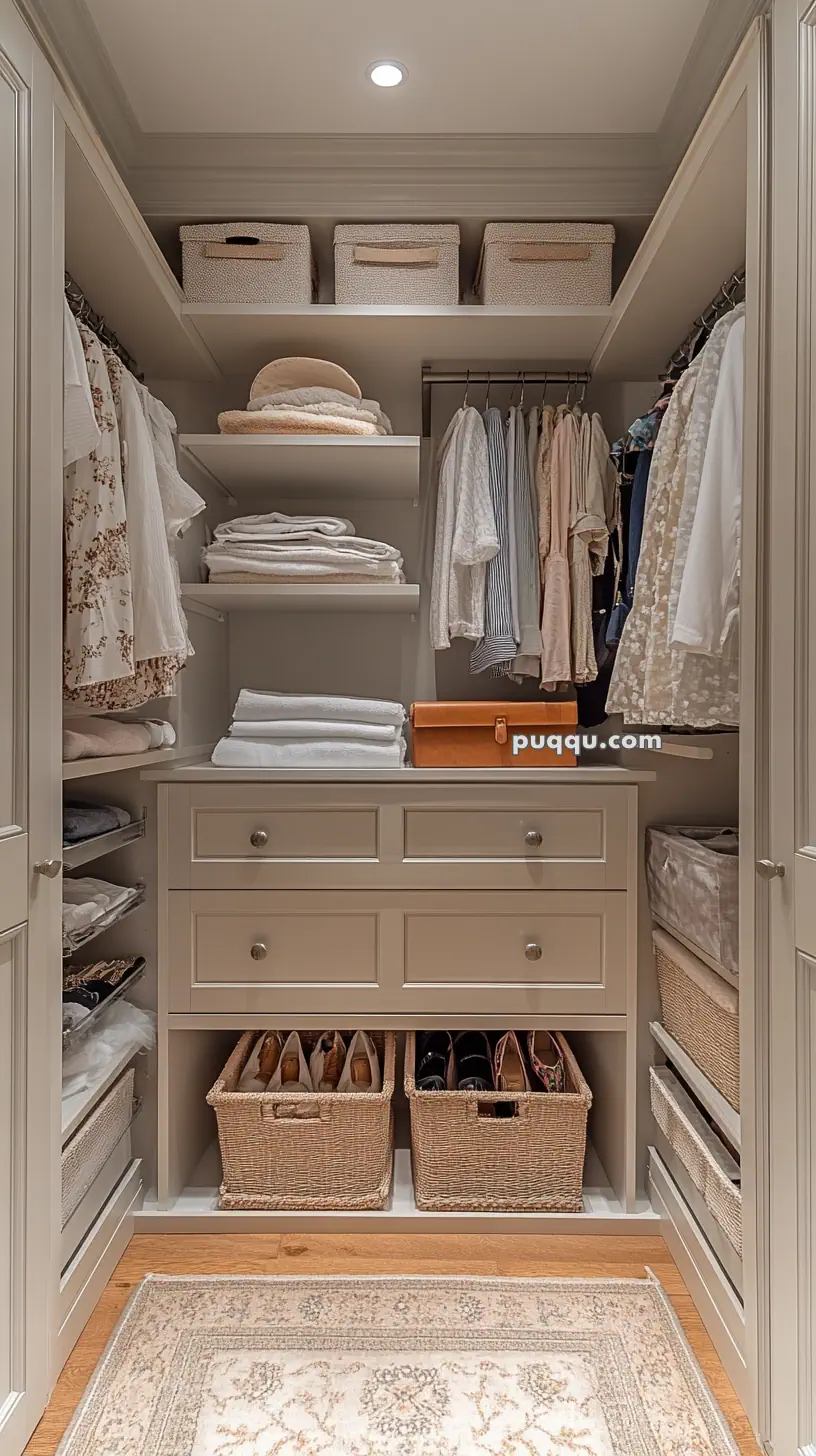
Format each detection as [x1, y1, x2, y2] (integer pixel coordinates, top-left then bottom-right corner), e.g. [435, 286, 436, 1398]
[535, 404, 555, 569]
[470, 408, 516, 673]
[568, 412, 611, 685]
[63, 300, 100, 468]
[138, 387, 207, 659]
[63, 324, 134, 694]
[430, 406, 497, 649]
[508, 405, 541, 679]
[539, 405, 575, 688]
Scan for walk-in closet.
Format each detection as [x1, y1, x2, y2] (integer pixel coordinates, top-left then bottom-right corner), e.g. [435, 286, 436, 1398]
[4, 2, 816, 1454]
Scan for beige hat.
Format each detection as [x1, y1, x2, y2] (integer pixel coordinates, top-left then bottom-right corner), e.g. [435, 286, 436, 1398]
[249, 356, 362, 401]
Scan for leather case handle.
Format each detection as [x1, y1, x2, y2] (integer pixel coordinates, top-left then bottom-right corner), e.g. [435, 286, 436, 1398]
[508, 243, 592, 262]
[494, 716, 508, 745]
[353, 245, 440, 267]
[204, 241, 286, 260]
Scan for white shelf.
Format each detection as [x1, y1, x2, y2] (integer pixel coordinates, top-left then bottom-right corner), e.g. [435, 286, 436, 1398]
[181, 582, 420, 614]
[140, 762, 657, 784]
[135, 1144, 657, 1234]
[650, 1021, 741, 1151]
[182, 304, 612, 378]
[62, 1045, 142, 1145]
[62, 746, 179, 780]
[179, 434, 421, 499]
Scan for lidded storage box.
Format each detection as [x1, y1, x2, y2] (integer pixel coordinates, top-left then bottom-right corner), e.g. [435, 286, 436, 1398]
[475, 223, 615, 306]
[646, 825, 739, 975]
[406, 1031, 591, 1212]
[334, 224, 460, 305]
[180, 222, 316, 305]
[410, 700, 579, 768]
[207, 1031, 395, 1210]
[653, 927, 740, 1110]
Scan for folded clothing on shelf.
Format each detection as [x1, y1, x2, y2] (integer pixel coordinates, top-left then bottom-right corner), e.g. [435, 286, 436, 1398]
[62, 716, 176, 761]
[213, 686, 409, 769]
[229, 719, 401, 744]
[62, 878, 142, 949]
[63, 800, 131, 845]
[211, 736, 407, 769]
[233, 689, 406, 728]
[61, 956, 146, 1038]
[217, 357, 393, 438]
[202, 511, 404, 585]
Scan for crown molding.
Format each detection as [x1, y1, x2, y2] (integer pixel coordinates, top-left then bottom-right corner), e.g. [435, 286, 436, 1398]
[657, 0, 768, 173]
[15, 0, 141, 173]
[131, 132, 665, 221]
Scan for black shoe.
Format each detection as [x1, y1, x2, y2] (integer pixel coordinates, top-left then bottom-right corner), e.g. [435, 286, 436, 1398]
[453, 1031, 493, 1092]
[416, 1031, 452, 1091]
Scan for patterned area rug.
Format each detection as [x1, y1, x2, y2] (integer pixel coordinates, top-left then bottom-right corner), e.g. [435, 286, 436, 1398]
[58, 1274, 738, 1455]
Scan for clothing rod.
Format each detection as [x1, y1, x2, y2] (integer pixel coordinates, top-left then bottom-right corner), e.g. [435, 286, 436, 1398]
[664, 265, 745, 375]
[421, 369, 590, 435]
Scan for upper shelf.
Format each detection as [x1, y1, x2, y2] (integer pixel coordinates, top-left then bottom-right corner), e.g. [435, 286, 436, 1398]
[592, 52, 749, 379]
[182, 582, 420, 614]
[180, 434, 421, 499]
[181, 304, 612, 378]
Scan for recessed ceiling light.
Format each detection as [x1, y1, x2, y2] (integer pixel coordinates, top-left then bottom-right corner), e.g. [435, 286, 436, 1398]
[367, 60, 407, 88]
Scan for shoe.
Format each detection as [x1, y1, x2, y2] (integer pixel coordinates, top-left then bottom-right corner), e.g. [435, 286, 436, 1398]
[415, 1031, 453, 1091]
[238, 1030, 283, 1092]
[494, 1031, 532, 1093]
[310, 1031, 347, 1092]
[268, 1032, 313, 1093]
[452, 1031, 493, 1092]
[337, 1030, 381, 1094]
[527, 1031, 565, 1092]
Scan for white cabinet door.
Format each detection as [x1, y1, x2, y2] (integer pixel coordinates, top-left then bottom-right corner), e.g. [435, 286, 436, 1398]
[0, 3, 61, 1452]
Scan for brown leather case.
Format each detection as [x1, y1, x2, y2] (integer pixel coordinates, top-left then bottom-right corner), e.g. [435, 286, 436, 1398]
[410, 701, 579, 768]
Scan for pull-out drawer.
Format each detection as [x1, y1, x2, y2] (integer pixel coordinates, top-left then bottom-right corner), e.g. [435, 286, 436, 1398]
[167, 889, 628, 1016]
[164, 783, 631, 891]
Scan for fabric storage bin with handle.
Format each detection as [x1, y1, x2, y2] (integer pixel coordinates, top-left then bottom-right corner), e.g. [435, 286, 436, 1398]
[334, 224, 459, 305]
[410, 700, 579, 768]
[61, 1065, 135, 1229]
[207, 1031, 395, 1210]
[646, 825, 739, 975]
[180, 223, 316, 305]
[653, 927, 740, 1110]
[475, 223, 615, 306]
[650, 1066, 742, 1256]
[405, 1031, 591, 1211]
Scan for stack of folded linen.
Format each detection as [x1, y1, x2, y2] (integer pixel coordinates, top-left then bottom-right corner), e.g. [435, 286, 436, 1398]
[217, 355, 393, 437]
[211, 689, 408, 769]
[62, 878, 143, 951]
[203, 512, 404, 584]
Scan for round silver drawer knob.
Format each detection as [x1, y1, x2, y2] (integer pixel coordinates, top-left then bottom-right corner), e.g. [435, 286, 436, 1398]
[34, 858, 62, 878]
[250, 942, 268, 961]
[525, 830, 542, 848]
[525, 942, 543, 961]
[249, 829, 269, 848]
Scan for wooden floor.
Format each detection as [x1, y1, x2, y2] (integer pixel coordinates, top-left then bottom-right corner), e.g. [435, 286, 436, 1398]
[26, 1232, 759, 1455]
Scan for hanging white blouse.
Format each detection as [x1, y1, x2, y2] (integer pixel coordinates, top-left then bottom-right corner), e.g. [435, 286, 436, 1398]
[430, 406, 497, 648]
[63, 299, 100, 468]
[672, 313, 745, 655]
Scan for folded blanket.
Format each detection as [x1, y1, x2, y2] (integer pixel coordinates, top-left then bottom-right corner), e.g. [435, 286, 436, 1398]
[230, 719, 400, 743]
[233, 689, 406, 727]
[63, 801, 131, 845]
[206, 535, 402, 562]
[214, 512, 354, 541]
[218, 410, 382, 437]
[212, 736, 407, 769]
[205, 559, 404, 582]
[207, 570, 404, 584]
[62, 717, 153, 761]
[246, 386, 393, 435]
[62, 878, 141, 945]
[142, 719, 176, 747]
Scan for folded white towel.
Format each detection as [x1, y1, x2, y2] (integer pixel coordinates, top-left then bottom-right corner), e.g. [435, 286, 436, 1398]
[212, 736, 407, 769]
[214, 512, 354, 541]
[246, 387, 393, 435]
[62, 717, 153, 761]
[206, 535, 402, 562]
[205, 555, 403, 582]
[233, 689, 406, 728]
[229, 719, 400, 743]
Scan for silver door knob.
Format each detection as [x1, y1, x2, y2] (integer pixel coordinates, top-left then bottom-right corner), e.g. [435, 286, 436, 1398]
[756, 859, 785, 880]
[249, 829, 269, 848]
[525, 942, 542, 961]
[250, 942, 268, 961]
[525, 830, 542, 848]
[34, 859, 62, 878]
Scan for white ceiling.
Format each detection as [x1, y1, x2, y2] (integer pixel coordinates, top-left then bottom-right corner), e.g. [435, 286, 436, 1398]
[83, 0, 711, 136]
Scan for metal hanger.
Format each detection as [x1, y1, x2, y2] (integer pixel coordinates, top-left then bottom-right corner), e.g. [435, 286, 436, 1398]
[463, 368, 470, 410]
[485, 371, 492, 411]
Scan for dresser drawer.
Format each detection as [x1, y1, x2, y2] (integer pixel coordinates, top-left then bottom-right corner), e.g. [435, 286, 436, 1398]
[164, 783, 631, 891]
[167, 889, 627, 1016]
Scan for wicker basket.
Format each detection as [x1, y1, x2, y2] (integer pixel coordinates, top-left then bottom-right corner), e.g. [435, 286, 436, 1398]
[475, 223, 614, 306]
[653, 927, 740, 1111]
[646, 825, 739, 975]
[207, 1031, 395, 1210]
[61, 1066, 135, 1228]
[405, 1032, 591, 1212]
[650, 1066, 742, 1255]
[334, 224, 459, 305]
[180, 223, 316, 304]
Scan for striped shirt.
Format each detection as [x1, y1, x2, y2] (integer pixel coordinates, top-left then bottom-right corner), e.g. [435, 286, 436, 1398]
[471, 407, 517, 673]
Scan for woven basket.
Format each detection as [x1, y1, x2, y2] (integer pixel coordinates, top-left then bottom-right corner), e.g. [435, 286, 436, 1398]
[207, 1031, 395, 1210]
[653, 927, 740, 1111]
[180, 223, 316, 304]
[405, 1032, 591, 1212]
[646, 825, 739, 974]
[650, 1066, 742, 1255]
[475, 223, 614, 306]
[61, 1066, 135, 1228]
[334, 224, 459, 305]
